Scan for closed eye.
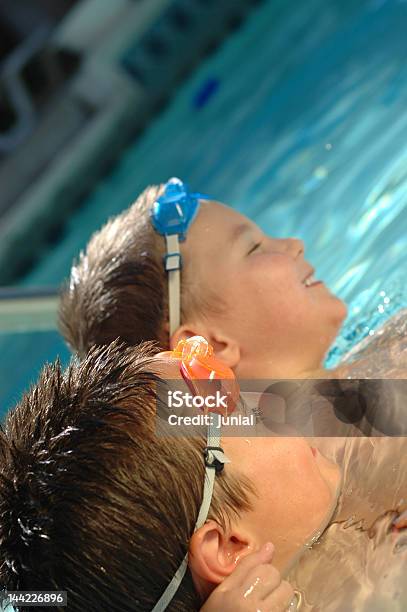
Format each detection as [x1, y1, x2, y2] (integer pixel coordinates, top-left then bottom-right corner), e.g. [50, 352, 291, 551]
[247, 242, 262, 255]
[251, 405, 266, 424]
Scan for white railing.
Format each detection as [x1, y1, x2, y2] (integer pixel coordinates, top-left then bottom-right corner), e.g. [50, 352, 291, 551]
[0, 287, 58, 333]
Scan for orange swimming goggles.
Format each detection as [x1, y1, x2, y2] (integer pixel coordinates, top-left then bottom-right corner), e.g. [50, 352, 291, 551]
[162, 336, 240, 417]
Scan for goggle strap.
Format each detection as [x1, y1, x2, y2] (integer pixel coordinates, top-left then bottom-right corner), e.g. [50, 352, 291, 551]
[196, 423, 230, 529]
[151, 422, 229, 612]
[165, 234, 181, 336]
[151, 557, 188, 612]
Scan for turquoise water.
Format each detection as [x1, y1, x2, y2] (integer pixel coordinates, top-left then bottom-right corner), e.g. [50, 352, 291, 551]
[1, 0, 407, 417]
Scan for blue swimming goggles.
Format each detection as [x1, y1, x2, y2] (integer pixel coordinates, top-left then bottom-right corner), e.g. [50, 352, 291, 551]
[150, 177, 211, 336]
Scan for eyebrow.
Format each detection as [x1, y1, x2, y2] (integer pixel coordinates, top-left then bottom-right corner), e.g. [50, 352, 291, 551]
[230, 223, 253, 244]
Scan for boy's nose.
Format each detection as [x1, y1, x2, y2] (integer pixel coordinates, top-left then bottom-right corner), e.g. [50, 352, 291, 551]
[276, 237, 305, 259]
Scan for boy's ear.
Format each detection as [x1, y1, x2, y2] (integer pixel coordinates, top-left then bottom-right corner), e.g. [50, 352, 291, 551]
[170, 325, 240, 369]
[169, 324, 197, 350]
[188, 520, 254, 599]
[209, 333, 240, 369]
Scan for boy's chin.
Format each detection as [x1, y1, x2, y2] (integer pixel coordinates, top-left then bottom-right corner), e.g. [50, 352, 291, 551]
[338, 302, 348, 327]
[330, 295, 348, 325]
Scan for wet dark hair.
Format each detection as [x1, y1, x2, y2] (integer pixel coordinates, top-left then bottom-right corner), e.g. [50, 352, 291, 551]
[59, 185, 169, 358]
[0, 341, 255, 611]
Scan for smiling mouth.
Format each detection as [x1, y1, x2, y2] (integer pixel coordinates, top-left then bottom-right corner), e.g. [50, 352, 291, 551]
[302, 270, 322, 288]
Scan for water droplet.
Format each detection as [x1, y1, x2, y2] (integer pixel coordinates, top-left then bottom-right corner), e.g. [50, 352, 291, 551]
[384, 296, 390, 304]
[243, 576, 260, 598]
[288, 593, 300, 609]
[306, 531, 322, 546]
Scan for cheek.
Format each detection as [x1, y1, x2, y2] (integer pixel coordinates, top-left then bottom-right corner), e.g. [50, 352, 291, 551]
[254, 441, 329, 510]
[249, 277, 308, 330]
[249, 258, 304, 302]
[251, 261, 338, 332]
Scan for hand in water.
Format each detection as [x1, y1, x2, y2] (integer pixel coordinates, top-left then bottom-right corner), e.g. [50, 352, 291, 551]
[200, 542, 296, 612]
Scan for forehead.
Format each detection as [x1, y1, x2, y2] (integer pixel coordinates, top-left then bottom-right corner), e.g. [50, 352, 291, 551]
[183, 200, 256, 256]
[195, 200, 250, 232]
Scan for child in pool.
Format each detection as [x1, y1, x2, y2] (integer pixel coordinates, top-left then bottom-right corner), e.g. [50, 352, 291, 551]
[59, 178, 407, 380]
[0, 339, 405, 611]
[0, 339, 327, 612]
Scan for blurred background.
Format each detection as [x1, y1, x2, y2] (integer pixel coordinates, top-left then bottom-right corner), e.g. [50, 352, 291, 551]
[0, 0, 406, 419]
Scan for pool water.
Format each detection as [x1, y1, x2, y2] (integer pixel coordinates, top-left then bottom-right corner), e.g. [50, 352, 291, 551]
[289, 436, 407, 610]
[1, 0, 407, 417]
